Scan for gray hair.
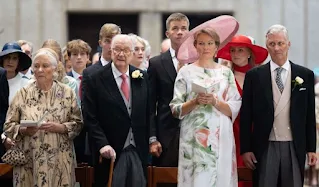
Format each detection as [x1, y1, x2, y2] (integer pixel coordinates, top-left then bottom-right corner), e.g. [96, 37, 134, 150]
[266, 24, 289, 41]
[17, 40, 34, 53]
[32, 48, 58, 70]
[111, 34, 134, 50]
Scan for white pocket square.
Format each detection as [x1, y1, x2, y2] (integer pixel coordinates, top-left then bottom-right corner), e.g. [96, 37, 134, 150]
[299, 88, 306, 91]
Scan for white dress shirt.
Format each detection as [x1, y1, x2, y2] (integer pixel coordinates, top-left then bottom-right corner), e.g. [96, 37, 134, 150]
[111, 63, 136, 148]
[270, 59, 291, 86]
[71, 69, 82, 90]
[8, 74, 30, 103]
[169, 47, 178, 71]
[101, 57, 110, 66]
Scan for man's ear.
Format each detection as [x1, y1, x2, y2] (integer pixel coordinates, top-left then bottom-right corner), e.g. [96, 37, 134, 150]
[165, 31, 170, 39]
[98, 40, 102, 47]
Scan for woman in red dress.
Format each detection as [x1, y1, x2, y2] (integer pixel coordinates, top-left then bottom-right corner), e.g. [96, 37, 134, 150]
[217, 35, 268, 187]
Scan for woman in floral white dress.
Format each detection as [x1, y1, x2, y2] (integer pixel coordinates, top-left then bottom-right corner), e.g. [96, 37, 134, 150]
[170, 28, 241, 187]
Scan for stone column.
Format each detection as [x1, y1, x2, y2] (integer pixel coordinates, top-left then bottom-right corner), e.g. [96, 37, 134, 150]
[139, 12, 162, 57]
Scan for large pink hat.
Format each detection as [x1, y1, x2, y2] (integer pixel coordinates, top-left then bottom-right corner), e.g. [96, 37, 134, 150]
[177, 15, 239, 64]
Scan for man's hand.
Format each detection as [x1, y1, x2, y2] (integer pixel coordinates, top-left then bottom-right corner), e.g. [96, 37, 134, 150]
[242, 152, 257, 170]
[100, 145, 116, 160]
[149, 141, 162, 157]
[307, 152, 317, 166]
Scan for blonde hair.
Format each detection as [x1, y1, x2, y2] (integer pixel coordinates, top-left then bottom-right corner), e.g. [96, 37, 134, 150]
[166, 13, 189, 30]
[42, 39, 63, 62]
[193, 28, 221, 48]
[41, 40, 66, 82]
[99, 23, 121, 40]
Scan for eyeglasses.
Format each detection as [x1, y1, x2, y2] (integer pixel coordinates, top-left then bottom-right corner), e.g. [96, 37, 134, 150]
[112, 48, 132, 56]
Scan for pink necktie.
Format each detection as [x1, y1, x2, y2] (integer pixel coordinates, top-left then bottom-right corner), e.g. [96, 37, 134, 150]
[79, 76, 82, 99]
[120, 74, 130, 101]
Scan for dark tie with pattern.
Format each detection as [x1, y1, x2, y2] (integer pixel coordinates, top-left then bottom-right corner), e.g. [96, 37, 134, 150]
[275, 67, 284, 93]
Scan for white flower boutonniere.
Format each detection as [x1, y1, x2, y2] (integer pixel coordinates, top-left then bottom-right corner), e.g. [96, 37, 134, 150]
[131, 70, 143, 79]
[292, 76, 304, 91]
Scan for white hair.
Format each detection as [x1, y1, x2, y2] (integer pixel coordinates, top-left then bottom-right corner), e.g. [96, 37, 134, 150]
[144, 39, 151, 57]
[266, 24, 289, 41]
[32, 48, 58, 69]
[111, 34, 134, 50]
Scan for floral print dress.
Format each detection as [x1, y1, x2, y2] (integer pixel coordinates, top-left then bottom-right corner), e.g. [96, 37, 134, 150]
[4, 81, 83, 187]
[170, 64, 241, 187]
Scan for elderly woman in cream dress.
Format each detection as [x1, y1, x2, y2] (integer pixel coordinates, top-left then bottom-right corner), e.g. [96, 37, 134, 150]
[3, 48, 83, 187]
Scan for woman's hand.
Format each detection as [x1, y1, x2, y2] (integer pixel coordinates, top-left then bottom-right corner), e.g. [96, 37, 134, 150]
[196, 93, 217, 105]
[4, 137, 15, 150]
[19, 126, 39, 136]
[39, 122, 67, 134]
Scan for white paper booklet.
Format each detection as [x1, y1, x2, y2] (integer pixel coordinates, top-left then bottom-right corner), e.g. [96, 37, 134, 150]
[191, 79, 221, 94]
[20, 111, 48, 127]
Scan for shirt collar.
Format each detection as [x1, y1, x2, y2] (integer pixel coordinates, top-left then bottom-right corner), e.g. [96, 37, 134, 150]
[71, 69, 81, 79]
[169, 47, 176, 58]
[270, 59, 290, 72]
[101, 57, 110, 66]
[111, 62, 129, 79]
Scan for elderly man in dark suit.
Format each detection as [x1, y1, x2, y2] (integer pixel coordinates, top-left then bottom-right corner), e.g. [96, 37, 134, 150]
[240, 24, 317, 187]
[80, 24, 120, 165]
[82, 34, 150, 187]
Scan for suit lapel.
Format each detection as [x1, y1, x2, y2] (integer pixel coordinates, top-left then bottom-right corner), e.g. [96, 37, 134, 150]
[129, 66, 139, 118]
[259, 62, 274, 112]
[290, 62, 300, 100]
[100, 64, 129, 117]
[161, 50, 177, 82]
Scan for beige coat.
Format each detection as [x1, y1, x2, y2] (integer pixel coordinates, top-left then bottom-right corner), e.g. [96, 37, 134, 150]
[4, 81, 83, 187]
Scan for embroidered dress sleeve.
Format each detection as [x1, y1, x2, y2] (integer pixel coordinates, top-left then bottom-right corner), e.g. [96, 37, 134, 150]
[3, 89, 24, 141]
[62, 88, 83, 140]
[170, 69, 189, 119]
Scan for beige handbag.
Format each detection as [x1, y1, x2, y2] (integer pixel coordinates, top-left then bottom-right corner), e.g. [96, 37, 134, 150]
[1, 144, 29, 166]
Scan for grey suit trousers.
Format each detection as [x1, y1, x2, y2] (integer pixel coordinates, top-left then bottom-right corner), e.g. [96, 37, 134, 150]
[258, 141, 302, 187]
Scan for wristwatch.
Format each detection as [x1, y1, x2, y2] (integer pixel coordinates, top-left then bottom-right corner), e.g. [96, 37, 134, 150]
[149, 136, 157, 144]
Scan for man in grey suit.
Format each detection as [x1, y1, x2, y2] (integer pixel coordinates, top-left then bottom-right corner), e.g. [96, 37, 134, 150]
[240, 24, 317, 187]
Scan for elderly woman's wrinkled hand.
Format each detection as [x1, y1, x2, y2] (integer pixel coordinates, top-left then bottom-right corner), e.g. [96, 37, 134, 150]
[19, 126, 39, 136]
[4, 137, 15, 150]
[39, 122, 67, 134]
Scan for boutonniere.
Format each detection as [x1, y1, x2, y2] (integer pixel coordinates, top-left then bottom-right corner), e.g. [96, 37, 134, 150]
[131, 70, 143, 79]
[292, 76, 304, 91]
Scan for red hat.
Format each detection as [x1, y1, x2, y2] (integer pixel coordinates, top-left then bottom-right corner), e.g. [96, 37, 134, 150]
[216, 35, 268, 64]
[177, 15, 239, 64]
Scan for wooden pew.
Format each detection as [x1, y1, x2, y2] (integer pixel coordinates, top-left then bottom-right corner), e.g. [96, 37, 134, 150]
[148, 166, 253, 186]
[0, 163, 94, 187]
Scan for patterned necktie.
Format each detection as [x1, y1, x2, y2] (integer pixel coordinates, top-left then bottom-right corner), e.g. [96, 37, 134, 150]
[120, 74, 130, 101]
[275, 67, 284, 93]
[79, 76, 82, 99]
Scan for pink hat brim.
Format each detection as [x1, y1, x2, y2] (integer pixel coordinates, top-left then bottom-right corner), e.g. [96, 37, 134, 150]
[177, 15, 239, 64]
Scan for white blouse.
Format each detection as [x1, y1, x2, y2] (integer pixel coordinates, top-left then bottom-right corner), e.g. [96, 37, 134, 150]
[8, 74, 30, 103]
